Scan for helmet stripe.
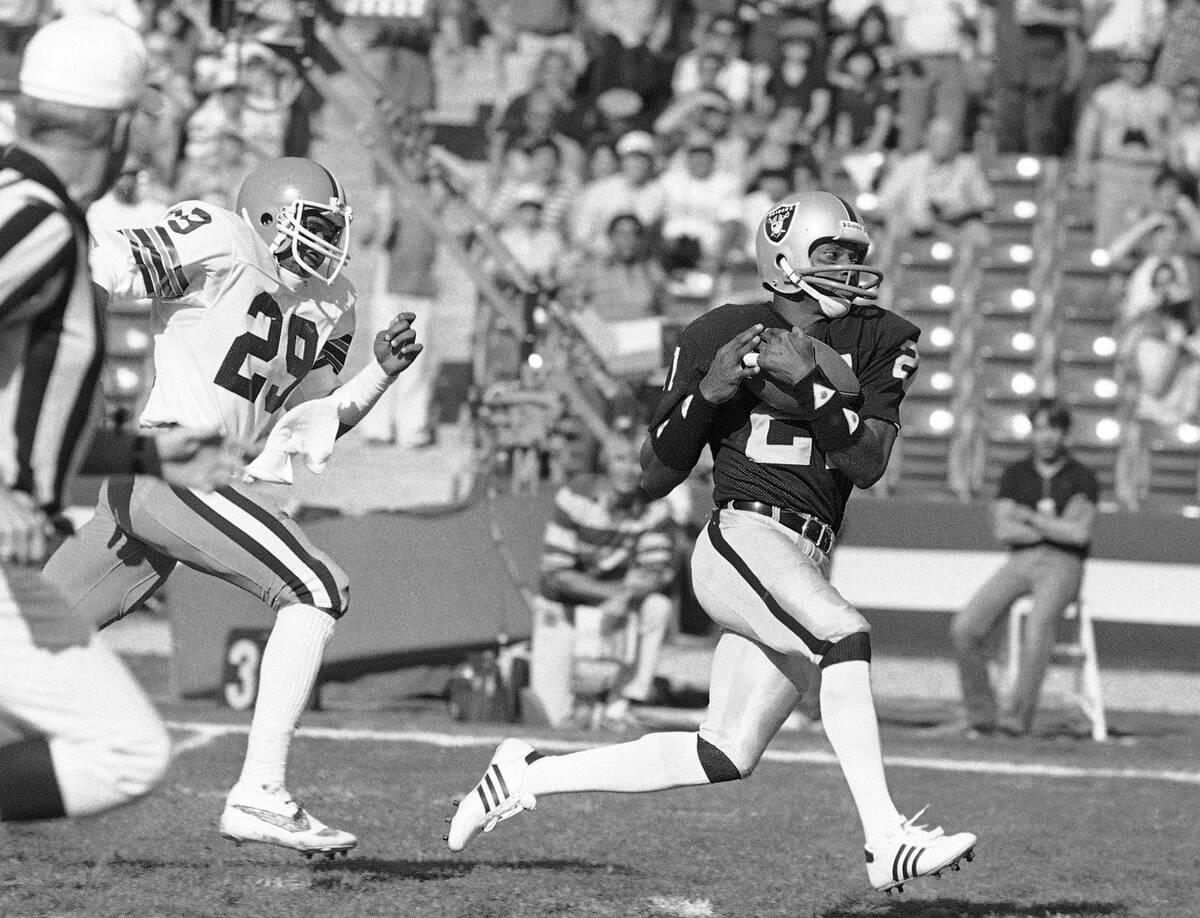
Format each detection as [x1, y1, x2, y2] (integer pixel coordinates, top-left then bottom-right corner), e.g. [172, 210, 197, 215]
[834, 194, 860, 223]
[314, 161, 343, 202]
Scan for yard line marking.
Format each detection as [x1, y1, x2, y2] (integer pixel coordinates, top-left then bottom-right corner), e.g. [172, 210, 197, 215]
[648, 895, 715, 917]
[170, 725, 225, 759]
[164, 721, 1200, 786]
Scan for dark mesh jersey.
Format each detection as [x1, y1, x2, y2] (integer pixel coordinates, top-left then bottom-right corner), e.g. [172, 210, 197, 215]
[650, 299, 920, 532]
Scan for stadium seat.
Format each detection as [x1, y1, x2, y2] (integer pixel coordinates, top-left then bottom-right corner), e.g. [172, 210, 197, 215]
[890, 263, 959, 314]
[1056, 364, 1122, 411]
[985, 153, 1044, 185]
[1054, 268, 1118, 322]
[1140, 420, 1200, 509]
[893, 396, 958, 494]
[977, 265, 1038, 317]
[1061, 408, 1123, 496]
[973, 403, 1033, 493]
[894, 233, 958, 268]
[907, 353, 955, 399]
[1005, 597, 1107, 741]
[1055, 318, 1118, 367]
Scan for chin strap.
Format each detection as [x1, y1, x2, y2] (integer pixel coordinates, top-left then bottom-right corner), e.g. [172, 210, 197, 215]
[778, 254, 854, 319]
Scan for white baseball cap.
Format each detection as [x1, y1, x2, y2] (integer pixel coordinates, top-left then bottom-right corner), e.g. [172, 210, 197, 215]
[20, 14, 149, 110]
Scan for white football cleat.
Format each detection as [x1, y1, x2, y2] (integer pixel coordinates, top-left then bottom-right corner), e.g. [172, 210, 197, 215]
[865, 807, 977, 894]
[446, 738, 540, 852]
[220, 783, 357, 858]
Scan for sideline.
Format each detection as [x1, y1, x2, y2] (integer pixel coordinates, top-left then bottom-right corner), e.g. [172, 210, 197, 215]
[165, 720, 1200, 786]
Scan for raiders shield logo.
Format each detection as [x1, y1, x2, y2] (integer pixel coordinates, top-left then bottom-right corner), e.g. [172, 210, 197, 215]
[764, 203, 796, 243]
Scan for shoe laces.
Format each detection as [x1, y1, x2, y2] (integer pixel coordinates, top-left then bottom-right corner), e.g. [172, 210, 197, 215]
[481, 786, 536, 835]
[892, 806, 945, 845]
[263, 783, 306, 818]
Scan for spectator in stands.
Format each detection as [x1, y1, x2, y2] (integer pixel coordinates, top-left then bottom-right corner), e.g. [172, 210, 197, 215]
[584, 86, 646, 149]
[0, 0, 40, 139]
[759, 20, 831, 147]
[488, 0, 585, 102]
[1117, 168, 1200, 252]
[529, 427, 676, 728]
[739, 167, 793, 261]
[656, 131, 744, 274]
[828, 45, 895, 159]
[177, 129, 248, 210]
[1166, 80, 1200, 185]
[571, 129, 666, 253]
[87, 161, 169, 231]
[987, 0, 1085, 156]
[1074, 43, 1172, 248]
[876, 116, 994, 248]
[496, 184, 568, 292]
[1109, 223, 1200, 426]
[491, 89, 585, 186]
[1079, 0, 1165, 104]
[1153, 0, 1200, 92]
[567, 212, 666, 322]
[490, 48, 579, 147]
[888, 0, 976, 154]
[237, 42, 302, 168]
[586, 138, 620, 181]
[490, 137, 579, 237]
[950, 399, 1099, 738]
[658, 89, 748, 178]
[671, 13, 757, 112]
[573, 15, 675, 125]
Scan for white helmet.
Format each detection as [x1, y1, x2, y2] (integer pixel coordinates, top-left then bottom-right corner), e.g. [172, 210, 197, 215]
[20, 14, 148, 111]
[755, 191, 883, 319]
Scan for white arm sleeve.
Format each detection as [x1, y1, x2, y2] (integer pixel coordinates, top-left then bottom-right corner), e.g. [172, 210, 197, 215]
[326, 359, 396, 429]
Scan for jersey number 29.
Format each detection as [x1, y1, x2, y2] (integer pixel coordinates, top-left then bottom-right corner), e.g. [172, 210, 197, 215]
[214, 292, 319, 412]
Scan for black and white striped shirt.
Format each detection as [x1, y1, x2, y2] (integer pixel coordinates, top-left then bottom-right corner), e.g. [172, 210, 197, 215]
[0, 146, 103, 511]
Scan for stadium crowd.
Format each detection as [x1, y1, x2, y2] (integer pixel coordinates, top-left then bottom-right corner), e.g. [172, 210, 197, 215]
[2, 1, 1197, 454]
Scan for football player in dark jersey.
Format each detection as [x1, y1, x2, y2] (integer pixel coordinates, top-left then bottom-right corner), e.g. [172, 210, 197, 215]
[446, 192, 977, 894]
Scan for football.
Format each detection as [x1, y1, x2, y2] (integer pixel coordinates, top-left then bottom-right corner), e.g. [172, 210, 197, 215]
[744, 336, 861, 419]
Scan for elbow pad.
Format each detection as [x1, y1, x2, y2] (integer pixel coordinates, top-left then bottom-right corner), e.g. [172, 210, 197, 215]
[651, 390, 717, 470]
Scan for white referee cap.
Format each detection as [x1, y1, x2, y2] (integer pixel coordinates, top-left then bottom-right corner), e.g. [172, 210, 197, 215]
[20, 14, 149, 110]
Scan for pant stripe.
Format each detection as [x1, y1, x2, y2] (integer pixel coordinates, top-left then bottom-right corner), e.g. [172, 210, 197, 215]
[706, 512, 831, 658]
[172, 487, 317, 607]
[217, 485, 342, 612]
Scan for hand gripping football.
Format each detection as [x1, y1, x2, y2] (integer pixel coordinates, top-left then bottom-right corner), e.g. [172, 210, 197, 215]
[745, 337, 861, 419]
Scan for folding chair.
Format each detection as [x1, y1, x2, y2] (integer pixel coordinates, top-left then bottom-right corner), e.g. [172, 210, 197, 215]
[1005, 596, 1108, 741]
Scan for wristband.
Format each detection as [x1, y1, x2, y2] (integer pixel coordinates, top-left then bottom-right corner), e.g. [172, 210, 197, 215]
[651, 388, 717, 470]
[809, 407, 866, 453]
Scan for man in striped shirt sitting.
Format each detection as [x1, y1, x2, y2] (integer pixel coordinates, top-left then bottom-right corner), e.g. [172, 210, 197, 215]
[531, 427, 677, 728]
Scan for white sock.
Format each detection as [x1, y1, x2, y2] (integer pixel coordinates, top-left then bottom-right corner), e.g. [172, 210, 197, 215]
[819, 661, 902, 847]
[236, 603, 334, 790]
[526, 731, 710, 797]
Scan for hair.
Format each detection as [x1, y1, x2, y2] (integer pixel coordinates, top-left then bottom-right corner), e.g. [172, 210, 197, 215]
[607, 211, 644, 235]
[853, 4, 894, 46]
[1028, 398, 1072, 433]
[15, 95, 121, 151]
[524, 137, 562, 162]
[1154, 165, 1199, 202]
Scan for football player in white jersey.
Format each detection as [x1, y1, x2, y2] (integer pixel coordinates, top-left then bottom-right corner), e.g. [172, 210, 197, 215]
[43, 157, 424, 857]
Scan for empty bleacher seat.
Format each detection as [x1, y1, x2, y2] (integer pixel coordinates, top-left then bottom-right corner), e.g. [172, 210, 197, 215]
[890, 263, 959, 314]
[1062, 408, 1123, 496]
[1056, 364, 1122, 411]
[973, 404, 1033, 494]
[1140, 420, 1200, 510]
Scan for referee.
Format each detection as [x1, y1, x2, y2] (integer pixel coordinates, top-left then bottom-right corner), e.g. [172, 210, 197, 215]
[0, 15, 243, 822]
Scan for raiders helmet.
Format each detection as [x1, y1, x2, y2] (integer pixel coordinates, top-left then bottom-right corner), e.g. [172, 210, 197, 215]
[755, 191, 882, 319]
[237, 157, 352, 283]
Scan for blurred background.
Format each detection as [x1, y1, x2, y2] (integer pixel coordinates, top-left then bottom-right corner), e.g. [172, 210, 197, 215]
[17, 0, 1197, 725]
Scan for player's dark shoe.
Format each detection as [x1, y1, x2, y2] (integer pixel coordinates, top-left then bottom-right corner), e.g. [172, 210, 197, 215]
[220, 783, 356, 857]
[865, 808, 977, 894]
[446, 738, 540, 852]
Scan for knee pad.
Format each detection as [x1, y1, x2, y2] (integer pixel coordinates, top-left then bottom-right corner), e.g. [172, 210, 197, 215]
[696, 735, 744, 783]
[820, 631, 871, 669]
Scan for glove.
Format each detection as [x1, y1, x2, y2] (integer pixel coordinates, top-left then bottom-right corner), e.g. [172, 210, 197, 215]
[242, 400, 340, 484]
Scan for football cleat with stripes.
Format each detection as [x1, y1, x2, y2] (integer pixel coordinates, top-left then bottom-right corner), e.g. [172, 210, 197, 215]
[220, 783, 357, 856]
[864, 807, 976, 893]
[446, 738, 541, 852]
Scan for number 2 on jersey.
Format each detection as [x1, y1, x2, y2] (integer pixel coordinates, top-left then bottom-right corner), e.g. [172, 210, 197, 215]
[745, 411, 814, 466]
[214, 292, 319, 412]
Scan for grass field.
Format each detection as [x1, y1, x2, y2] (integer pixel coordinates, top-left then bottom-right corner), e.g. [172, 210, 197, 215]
[2, 697, 1197, 918]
